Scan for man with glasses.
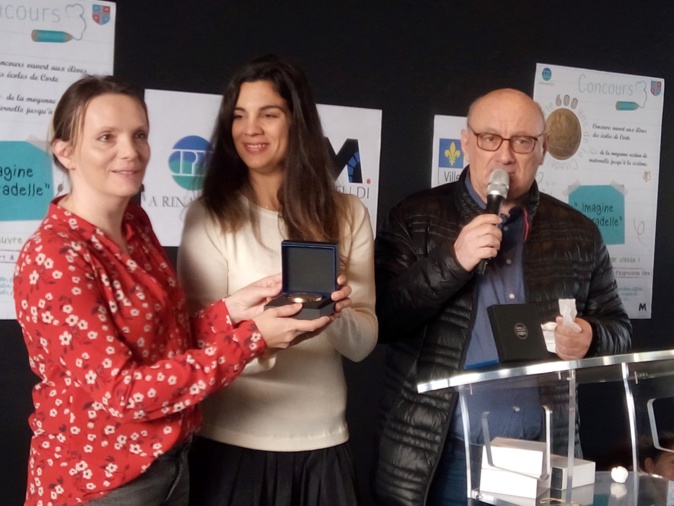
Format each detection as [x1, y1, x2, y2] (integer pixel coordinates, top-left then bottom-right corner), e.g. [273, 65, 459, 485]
[374, 89, 631, 505]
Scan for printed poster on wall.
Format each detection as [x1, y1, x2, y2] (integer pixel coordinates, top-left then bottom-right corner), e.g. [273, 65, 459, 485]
[0, 0, 116, 319]
[317, 103, 381, 234]
[431, 115, 467, 188]
[143, 90, 382, 246]
[533, 63, 664, 319]
[143, 89, 221, 246]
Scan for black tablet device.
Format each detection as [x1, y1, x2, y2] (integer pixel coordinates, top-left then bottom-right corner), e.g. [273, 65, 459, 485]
[487, 303, 550, 364]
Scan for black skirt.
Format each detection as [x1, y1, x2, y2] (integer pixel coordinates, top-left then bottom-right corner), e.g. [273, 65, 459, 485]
[188, 436, 359, 506]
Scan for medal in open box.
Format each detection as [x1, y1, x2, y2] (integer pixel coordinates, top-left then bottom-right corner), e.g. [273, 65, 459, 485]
[265, 240, 339, 320]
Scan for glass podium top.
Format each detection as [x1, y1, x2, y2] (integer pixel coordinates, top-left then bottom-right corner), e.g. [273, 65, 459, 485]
[417, 348, 674, 393]
[417, 349, 674, 505]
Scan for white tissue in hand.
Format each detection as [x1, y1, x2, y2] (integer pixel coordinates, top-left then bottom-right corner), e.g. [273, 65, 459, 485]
[559, 298, 582, 332]
[541, 322, 557, 353]
[540, 298, 581, 354]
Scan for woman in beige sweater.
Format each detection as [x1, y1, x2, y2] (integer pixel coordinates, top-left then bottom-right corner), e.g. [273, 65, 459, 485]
[178, 55, 377, 505]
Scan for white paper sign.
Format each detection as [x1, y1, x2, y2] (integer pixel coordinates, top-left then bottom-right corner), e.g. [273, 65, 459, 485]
[143, 89, 221, 246]
[0, 0, 116, 319]
[534, 63, 664, 319]
[318, 104, 381, 233]
[431, 115, 467, 187]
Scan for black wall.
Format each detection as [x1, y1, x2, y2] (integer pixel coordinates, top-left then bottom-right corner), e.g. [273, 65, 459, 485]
[3, 1, 674, 504]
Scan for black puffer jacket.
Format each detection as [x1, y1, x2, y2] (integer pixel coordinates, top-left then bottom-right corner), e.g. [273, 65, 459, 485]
[374, 169, 632, 505]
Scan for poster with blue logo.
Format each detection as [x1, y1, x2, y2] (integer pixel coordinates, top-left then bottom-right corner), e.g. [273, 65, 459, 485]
[317, 104, 381, 234]
[142, 90, 382, 246]
[0, 0, 115, 319]
[143, 89, 221, 246]
[431, 115, 467, 188]
[533, 63, 664, 319]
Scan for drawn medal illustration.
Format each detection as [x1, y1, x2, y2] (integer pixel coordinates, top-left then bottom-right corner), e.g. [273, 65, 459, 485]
[546, 105, 582, 161]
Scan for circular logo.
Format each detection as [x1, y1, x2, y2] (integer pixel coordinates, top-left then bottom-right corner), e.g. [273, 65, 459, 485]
[514, 323, 529, 340]
[542, 67, 552, 81]
[168, 135, 210, 190]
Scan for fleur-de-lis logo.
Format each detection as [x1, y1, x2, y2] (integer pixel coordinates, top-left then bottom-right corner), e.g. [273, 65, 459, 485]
[444, 141, 461, 166]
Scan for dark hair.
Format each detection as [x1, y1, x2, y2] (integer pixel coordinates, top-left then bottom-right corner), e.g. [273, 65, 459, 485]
[640, 431, 674, 468]
[51, 75, 147, 170]
[200, 54, 348, 243]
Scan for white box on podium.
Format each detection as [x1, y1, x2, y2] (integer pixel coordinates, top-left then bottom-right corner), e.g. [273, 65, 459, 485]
[550, 454, 596, 489]
[479, 438, 550, 498]
[480, 467, 550, 499]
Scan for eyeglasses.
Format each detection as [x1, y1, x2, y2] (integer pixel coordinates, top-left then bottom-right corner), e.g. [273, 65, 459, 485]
[468, 125, 544, 154]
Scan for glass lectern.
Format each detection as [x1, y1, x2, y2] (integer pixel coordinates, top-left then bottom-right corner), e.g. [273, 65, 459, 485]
[417, 349, 674, 505]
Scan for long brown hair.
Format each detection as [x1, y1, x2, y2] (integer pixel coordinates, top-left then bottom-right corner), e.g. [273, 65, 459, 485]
[200, 54, 349, 243]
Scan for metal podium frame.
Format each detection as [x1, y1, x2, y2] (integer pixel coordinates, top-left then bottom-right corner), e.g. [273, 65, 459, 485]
[417, 349, 674, 505]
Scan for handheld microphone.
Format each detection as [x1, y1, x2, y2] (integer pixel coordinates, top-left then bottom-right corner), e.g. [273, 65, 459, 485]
[476, 169, 510, 276]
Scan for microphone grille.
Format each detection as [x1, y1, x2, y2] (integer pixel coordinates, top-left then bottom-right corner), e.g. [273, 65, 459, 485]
[487, 169, 509, 197]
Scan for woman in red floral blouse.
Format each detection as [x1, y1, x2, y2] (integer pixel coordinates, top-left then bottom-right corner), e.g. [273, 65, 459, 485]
[12, 75, 342, 506]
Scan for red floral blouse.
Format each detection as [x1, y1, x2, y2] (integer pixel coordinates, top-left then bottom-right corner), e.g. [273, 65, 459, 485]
[13, 199, 266, 505]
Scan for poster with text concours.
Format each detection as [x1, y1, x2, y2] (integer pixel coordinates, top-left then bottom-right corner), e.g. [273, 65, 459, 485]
[142, 90, 381, 247]
[0, 0, 116, 319]
[533, 63, 664, 319]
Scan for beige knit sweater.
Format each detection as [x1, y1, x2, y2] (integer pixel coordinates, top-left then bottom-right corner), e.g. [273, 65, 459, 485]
[177, 194, 377, 451]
